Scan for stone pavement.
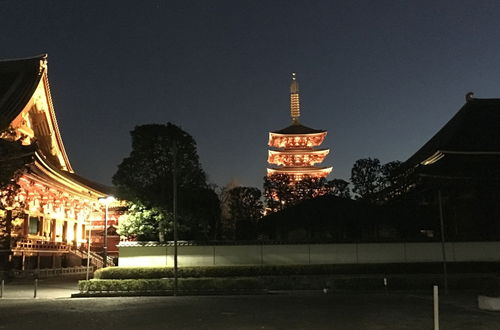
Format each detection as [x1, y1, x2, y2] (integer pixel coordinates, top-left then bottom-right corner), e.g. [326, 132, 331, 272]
[0, 276, 80, 299]
[1, 290, 500, 329]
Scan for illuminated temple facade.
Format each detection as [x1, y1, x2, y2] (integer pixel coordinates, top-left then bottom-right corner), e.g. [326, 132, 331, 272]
[267, 73, 332, 180]
[0, 55, 121, 272]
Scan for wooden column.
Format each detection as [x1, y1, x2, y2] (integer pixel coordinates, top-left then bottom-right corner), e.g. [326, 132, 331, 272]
[23, 215, 29, 236]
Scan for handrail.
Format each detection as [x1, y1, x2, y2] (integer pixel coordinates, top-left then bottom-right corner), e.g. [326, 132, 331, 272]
[12, 266, 93, 278]
[14, 239, 70, 251]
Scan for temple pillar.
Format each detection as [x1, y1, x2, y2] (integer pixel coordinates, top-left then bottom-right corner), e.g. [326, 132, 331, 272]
[23, 214, 29, 237]
[50, 219, 56, 242]
[21, 253, 25, 271]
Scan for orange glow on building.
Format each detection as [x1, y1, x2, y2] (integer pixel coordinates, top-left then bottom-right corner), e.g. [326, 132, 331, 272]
[267, 73, 332, 180]
[0, 55, 122, 271]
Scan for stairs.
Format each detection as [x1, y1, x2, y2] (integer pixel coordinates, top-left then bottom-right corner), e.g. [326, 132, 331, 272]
[70, 247, 115, 269]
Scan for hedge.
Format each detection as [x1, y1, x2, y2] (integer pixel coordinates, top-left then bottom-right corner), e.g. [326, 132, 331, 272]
[79, 274, 500, 294]
[79, 277, 263, 293]
[94, 262, 500, 280]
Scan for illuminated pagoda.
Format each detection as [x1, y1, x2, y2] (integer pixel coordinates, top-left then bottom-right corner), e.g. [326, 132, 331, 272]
[267, 73, 332, 180]
[0, 55, 120, 271]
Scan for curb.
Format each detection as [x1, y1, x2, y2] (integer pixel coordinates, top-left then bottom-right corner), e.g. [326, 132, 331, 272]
[71, 289, 269, 298]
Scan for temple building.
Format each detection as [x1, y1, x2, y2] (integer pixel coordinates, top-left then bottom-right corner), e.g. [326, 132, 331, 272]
[387, 93, 500, 240]
[0, 55, 120, 272]
[267, 73, 332, 180]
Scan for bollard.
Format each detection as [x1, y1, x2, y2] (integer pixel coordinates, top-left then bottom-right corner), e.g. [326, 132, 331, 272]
[34, 279, 38, 299]
[433, 285, 439, 330]
[1, 279, 3, 298]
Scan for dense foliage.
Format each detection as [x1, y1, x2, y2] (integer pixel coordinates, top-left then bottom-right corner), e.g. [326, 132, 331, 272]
[117, 202, 172, 241]
[113, 123, 220, 240]
[93, 263, 462, 279]
[263, 174, 334, 213]
[0, 137, 35, 207]
[79, 277, 263, 293]
[350, 158, 403, 201]
[226, 186, 262, 240]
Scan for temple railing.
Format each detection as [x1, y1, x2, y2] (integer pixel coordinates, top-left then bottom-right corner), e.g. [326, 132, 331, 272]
[11, 266, 93, 278]
[13, 239, 70, 252]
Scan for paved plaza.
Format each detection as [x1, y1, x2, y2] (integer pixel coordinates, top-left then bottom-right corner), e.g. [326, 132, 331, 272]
[1, 279, 500, 330]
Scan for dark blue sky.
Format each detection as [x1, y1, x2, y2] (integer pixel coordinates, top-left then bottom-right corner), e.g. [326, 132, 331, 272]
[2, 1, 500, 189]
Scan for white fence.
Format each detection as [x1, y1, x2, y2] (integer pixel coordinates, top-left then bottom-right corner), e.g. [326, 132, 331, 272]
[118, 241, 500, 267]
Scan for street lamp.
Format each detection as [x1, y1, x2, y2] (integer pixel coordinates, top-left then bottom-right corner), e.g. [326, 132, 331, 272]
[85, 212, 92, 281]
[98, 196, 115, 267]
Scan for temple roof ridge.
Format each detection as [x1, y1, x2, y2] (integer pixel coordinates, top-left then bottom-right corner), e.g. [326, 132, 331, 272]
[405, 96, 500, 168]
[0, 54, 47, 63]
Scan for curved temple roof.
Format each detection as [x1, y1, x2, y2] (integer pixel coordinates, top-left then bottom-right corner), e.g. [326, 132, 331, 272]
[405, 97, 500, 168]
[0, 54, 111, 198]
[0, 55, 45, 131]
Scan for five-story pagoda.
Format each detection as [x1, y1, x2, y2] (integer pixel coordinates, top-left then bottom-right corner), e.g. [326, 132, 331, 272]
[267, 73, 332, 180]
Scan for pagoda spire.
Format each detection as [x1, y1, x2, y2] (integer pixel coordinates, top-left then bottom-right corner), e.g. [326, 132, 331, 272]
[290, 72, 300, 124]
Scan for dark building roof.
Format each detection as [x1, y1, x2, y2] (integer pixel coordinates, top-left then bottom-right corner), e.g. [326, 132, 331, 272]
[405, 97, 500, 168]
[0, 55, 45, 131]
[272, 123, 326, 135]
[65, 172, 115, 195]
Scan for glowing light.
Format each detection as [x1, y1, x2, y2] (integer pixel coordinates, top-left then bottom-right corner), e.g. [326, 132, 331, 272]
[267, 74, 332, 182]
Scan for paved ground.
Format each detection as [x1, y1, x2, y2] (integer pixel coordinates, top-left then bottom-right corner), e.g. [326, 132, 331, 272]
[0, 277, 80, 299]
[1, 282, 500, 330]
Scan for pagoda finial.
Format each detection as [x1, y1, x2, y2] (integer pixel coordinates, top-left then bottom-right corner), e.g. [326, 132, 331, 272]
[290, 72, 300, 124]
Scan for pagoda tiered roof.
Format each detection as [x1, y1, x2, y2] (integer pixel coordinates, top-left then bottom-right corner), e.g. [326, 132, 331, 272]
[268, 148, 330, 167]
[271, 123, 326, 135]
[267, 73, 332, 179]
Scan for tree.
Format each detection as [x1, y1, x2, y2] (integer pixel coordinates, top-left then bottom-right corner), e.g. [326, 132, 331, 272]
[350, 158, 382, 200]
[117, 202, 171, 241]
[226, 186, 263, 240]
[263, 174, 295, 213]
[326, 179, 351, 199]
[263, 174, 327, 213]
[0, 137, 35, 208]
[113, 123, 207, 206]
[113, 123, 219, 240]
[350, 158, 404, 202]
[0, 133, 35, 252]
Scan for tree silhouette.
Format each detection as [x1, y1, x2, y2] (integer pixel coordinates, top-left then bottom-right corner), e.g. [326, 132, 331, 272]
[226, 186, 263, 240]
[263, 174, 328, 213]
[326, 179, 351, 199]
[350, 158, 382, 200]
[113, 123, 219, 240]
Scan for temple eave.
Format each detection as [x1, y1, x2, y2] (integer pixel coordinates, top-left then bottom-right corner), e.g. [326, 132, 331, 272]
[267, 167, 333, 175]
[269, 131, 327, 138]
[268, 148, 329, 155]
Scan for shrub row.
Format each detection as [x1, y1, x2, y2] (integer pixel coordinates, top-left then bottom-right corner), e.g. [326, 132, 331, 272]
[80, 274, 500, 293]
[94, 262, 500, 280]
[79, 277, 263, 293]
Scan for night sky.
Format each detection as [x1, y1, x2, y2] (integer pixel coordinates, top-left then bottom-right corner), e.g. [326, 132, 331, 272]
[2, 1, 500, 189]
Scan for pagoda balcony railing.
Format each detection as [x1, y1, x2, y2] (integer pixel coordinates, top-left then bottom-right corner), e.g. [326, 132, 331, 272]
[13, 239, 70, 252]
